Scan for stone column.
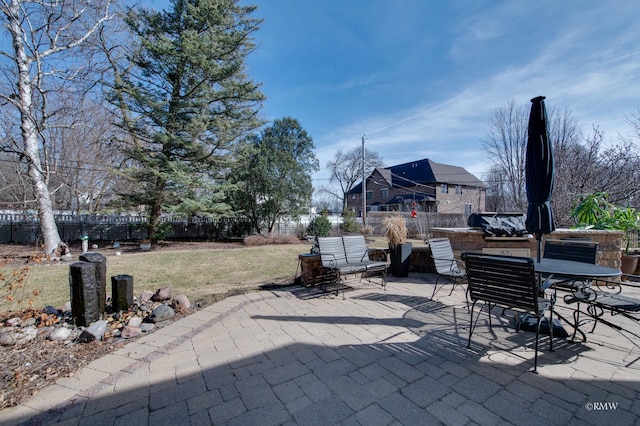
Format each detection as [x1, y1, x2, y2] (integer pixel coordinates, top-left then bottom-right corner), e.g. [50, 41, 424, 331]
[69, 261, 99, 327]
[79, 252, 107, 314]
[111, 275, 134, 311]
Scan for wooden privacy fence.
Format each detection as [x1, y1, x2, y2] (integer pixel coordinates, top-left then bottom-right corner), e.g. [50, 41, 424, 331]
[366, 212, 467, 239]
[0, 214, 252, 244]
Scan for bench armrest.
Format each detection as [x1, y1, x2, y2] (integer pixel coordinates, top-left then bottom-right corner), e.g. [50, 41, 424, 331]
[433, 257, 464, 274]
[320, 253, 341, 269]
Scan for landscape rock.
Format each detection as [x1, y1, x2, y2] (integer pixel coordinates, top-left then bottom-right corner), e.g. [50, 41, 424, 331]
[43, 306, 59, 315]
[0, 326, 38, 346]
[6, 317, 22, 327]
[140, 323, 155, 333]
[120, 325, 142, 339]
[76, 329, 97, 343]
[173, 295, 190, 312]
[140, 290, 154, 302]
[1, 282, 190, 351]
[149, 304, 175, 322]
[151, 287, 173, 302]
[48, 327, 72, 341]
[128, 316, 143, 327]
[82, 320, 108, 342]
[22, 317, 37, 327]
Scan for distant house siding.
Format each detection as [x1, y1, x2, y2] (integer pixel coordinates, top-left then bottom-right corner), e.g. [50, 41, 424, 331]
[435, 184, 485, 215]
[345, 159, 486, 217]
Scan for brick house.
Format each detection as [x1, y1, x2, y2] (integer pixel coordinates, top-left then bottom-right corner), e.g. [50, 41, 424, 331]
[346, 158, 486, 217]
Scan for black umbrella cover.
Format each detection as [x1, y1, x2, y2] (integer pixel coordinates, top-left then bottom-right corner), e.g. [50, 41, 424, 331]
[525, 96, 555, 239]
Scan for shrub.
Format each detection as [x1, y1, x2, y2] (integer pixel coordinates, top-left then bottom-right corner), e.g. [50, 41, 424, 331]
[340, 208, 361, 233]
[307, 215, 332, 238]
[243, 234, 302, 246]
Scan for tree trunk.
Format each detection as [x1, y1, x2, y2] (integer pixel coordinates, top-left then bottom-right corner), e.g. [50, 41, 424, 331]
[28, 159, 61, 255]
[148, 176, 166, 241]
[8, 0, 61, 255]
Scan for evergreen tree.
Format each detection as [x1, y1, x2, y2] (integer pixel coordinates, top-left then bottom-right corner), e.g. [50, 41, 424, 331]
[110, 0, 264, 239]
[230, 117, 319, 235]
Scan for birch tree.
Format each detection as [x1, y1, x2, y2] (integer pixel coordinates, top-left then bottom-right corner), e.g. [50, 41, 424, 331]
[0, 0, 113, 255]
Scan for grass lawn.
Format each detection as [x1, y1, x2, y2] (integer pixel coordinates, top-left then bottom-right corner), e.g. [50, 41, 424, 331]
[0, 236, 420, 313]
[1, 243, 312, 313]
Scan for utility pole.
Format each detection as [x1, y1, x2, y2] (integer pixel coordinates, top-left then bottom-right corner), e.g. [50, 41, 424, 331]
[362, 135, 367, 226]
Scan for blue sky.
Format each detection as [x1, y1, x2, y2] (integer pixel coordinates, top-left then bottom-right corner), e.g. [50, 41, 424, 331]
[239, 0, 640, 189]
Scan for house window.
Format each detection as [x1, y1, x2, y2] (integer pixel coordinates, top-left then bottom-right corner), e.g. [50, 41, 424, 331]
[456, 185, 463, 195]
[366, 190, 373, 200]
[465, 203, 472, 216]
[381, 188, 389, 199]
[441, 184, 448, 194]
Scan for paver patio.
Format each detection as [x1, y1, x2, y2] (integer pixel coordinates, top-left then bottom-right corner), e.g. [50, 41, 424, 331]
[2, 273, 639, 425]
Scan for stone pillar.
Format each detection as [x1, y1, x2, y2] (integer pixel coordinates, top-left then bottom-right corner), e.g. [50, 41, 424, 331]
[79, 252, 107, 314]
[111, 275, 134, 311]
[69, 261, 99, 327]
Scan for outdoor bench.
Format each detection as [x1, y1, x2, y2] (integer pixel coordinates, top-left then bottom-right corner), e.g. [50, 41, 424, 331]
[462, 252, 552, 373]
[317, 236, 389, 298]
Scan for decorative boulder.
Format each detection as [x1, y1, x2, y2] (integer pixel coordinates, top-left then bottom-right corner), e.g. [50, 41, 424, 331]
[6, 317, 22, 327]
[77, 320, 108, 343]
[0, 326, 38, 346]
[43, 306, 59, 315]
[149, 304, 175, 323]
[140, 323, 155, 333]
[140, 290, 154, 302]
[151, 286, 173, 302]
[48, 327, 72, 341]
[127, 316, 143, 327]
[172, 295, 190, 313]
[120, 325, 142, 339]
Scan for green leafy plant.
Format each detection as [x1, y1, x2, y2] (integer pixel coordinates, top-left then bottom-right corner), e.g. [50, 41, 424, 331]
[571, 192, 640, 253]
[383, 213, 408, 247]
[571, 193, 612, 229]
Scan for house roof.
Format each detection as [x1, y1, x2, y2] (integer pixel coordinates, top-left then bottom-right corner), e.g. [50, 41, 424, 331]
[348, 158, 485, 194]
[390, 158, 485, 187]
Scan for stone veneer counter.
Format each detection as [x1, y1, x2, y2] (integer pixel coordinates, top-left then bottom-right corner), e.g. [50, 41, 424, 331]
[430, 227, 623, 269]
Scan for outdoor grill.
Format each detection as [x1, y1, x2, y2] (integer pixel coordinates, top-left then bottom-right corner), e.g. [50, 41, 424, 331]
[467, 213, 528, 237]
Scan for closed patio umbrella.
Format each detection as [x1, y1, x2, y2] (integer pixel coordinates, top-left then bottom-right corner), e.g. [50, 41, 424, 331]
[525, 96, 555, 262]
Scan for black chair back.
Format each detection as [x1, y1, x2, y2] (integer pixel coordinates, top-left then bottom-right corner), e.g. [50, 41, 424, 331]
[543, 239, 598, 264]
[462, 253, 538, 312]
